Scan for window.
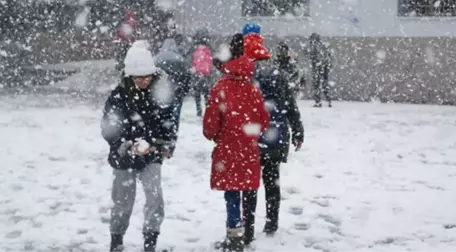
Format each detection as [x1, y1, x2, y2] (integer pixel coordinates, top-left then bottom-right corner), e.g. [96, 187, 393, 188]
[398, 0, 456, 17]
[242, 0, 310, 17]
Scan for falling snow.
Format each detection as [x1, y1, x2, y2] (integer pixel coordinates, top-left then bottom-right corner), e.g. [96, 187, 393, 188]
[1, 0, 456, 251]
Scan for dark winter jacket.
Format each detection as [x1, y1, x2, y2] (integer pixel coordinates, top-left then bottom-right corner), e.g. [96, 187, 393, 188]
[155, 38, 192, 105]
[154, 38, 192, 155]
[255, 63, 304, 163]
[274, 55, 300, 86]
[101, 77, 176, 170]
[310, 40, 331, 71]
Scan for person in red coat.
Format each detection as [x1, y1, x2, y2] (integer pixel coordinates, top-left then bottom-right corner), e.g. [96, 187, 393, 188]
[114, 9, 141, 71]
[203, 34, 270, 252]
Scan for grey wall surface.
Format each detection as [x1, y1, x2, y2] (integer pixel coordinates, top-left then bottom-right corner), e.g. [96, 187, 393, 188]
[24, 33, 456, 105]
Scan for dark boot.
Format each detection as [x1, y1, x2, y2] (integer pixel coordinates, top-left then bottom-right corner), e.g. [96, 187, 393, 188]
[110, 234, 124, 252]
[144, 232, 159, 252]
[263, 220, 278, 236]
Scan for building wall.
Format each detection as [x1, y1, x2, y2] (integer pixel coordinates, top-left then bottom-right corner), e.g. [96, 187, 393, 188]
[171, 1, 456, 105]
[174, 0, 456, 37]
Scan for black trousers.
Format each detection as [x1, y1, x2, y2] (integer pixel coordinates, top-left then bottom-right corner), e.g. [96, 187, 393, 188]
[312, 66, 331, 104]
[242, 155, 281, 241]
[193, 75, 210, 116]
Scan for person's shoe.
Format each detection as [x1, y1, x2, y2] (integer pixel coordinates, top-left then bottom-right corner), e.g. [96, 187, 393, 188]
[110, 234, 124, 252]
[215, 227, 245, 252]
[263, 221, 278, 236]
[144, 232, 159, 252]
[313, 103, 322, 108]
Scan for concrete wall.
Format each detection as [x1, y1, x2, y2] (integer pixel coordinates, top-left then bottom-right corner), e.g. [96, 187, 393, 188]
[174, 0, 456, 37]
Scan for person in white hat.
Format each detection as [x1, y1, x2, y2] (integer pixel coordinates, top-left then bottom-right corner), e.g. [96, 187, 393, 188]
[101, 40, 175, 252]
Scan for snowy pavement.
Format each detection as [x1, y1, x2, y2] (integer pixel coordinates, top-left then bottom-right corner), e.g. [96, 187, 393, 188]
[1, 95, 455, 251]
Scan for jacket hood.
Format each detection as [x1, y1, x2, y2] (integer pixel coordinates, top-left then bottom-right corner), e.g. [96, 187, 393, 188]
[244, 33, 271, 61]
[219, 55, 254, 79]
[155, 39, 184, 63]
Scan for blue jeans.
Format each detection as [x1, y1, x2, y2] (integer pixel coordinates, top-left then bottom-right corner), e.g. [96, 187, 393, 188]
[224, 190, 257, 229]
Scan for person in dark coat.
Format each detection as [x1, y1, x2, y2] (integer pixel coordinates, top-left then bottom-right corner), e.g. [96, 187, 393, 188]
[102, 40, 175, 252]
[309, 33, 332, 107]
[154, 38, 192, 157]
[205, 33, 270, 252]
[274, 41, 301, 96]
[241, 24, 305, 246]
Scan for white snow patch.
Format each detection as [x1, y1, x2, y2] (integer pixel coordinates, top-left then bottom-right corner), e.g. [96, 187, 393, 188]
[151, 74, 174, 108]
[376, 49, 386, 60]
[264, 127, 279, 142]
[214, 44, 231, 62]
[243, 123, 262, 136]
[74, 7, 90, 28]
[425, 47, 435, 65]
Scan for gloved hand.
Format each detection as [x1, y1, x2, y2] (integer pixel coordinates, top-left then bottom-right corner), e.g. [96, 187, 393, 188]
[117, 140, 133, 157]
[292, 140, 303, 151]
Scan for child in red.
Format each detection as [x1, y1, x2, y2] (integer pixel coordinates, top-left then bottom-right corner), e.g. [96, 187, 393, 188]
[203, 33, 270, 252]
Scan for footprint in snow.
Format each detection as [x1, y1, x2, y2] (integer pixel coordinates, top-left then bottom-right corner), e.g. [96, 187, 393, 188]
[318, 214, 341, 227]
[294, 222, 311, 231]
[185, 237, 200, 243]
[5, 230, 22, 239]
[289, 206, 304, 215]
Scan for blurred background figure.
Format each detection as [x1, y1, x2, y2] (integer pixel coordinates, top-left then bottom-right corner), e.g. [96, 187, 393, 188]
[273, 41, 300, 97]
[190, 28, 213, 117]
[309, 33, 332, 107]
[114, 9, 141, 72]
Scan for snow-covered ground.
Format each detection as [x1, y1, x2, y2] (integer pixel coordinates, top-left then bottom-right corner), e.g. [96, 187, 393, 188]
[1, 93, 455, 251]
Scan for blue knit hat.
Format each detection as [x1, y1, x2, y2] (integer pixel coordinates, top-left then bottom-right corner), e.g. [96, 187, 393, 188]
[242, 23, 261, 35]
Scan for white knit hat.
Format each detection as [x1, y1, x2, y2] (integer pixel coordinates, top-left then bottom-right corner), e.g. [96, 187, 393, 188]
[124, 40, 159, 76]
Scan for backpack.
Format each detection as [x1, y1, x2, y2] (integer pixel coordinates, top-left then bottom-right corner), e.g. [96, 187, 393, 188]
[257, 69, 288, 151]
[192, 45, 212, 76]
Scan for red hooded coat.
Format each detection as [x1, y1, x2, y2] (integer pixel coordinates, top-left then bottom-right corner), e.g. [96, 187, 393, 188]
[203, 55, 270, 191]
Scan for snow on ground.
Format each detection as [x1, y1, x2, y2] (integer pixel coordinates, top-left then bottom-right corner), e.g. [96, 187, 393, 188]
[41, 60, 118, 93]
[0, 94, 456, 252]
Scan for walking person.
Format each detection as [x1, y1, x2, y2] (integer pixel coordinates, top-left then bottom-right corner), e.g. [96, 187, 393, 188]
[101, 40, 175, 252]
[191, 28, 213, 116]
[114, 9, 141, 72]
[239, 24, 305, 246]
[204, 33, 270, 252]
[309, 33, 332, 107]
[154, 37, 192, 157]
[273, 41, 300, 96]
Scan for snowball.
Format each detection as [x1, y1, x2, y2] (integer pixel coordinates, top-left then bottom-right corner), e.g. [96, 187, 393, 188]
[214, 44, 232, 62]
[135, 139, 150, 153]
[243, 123, 262, 136]
[376, 49, 386, 60]
[215, 162, 226, 172]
